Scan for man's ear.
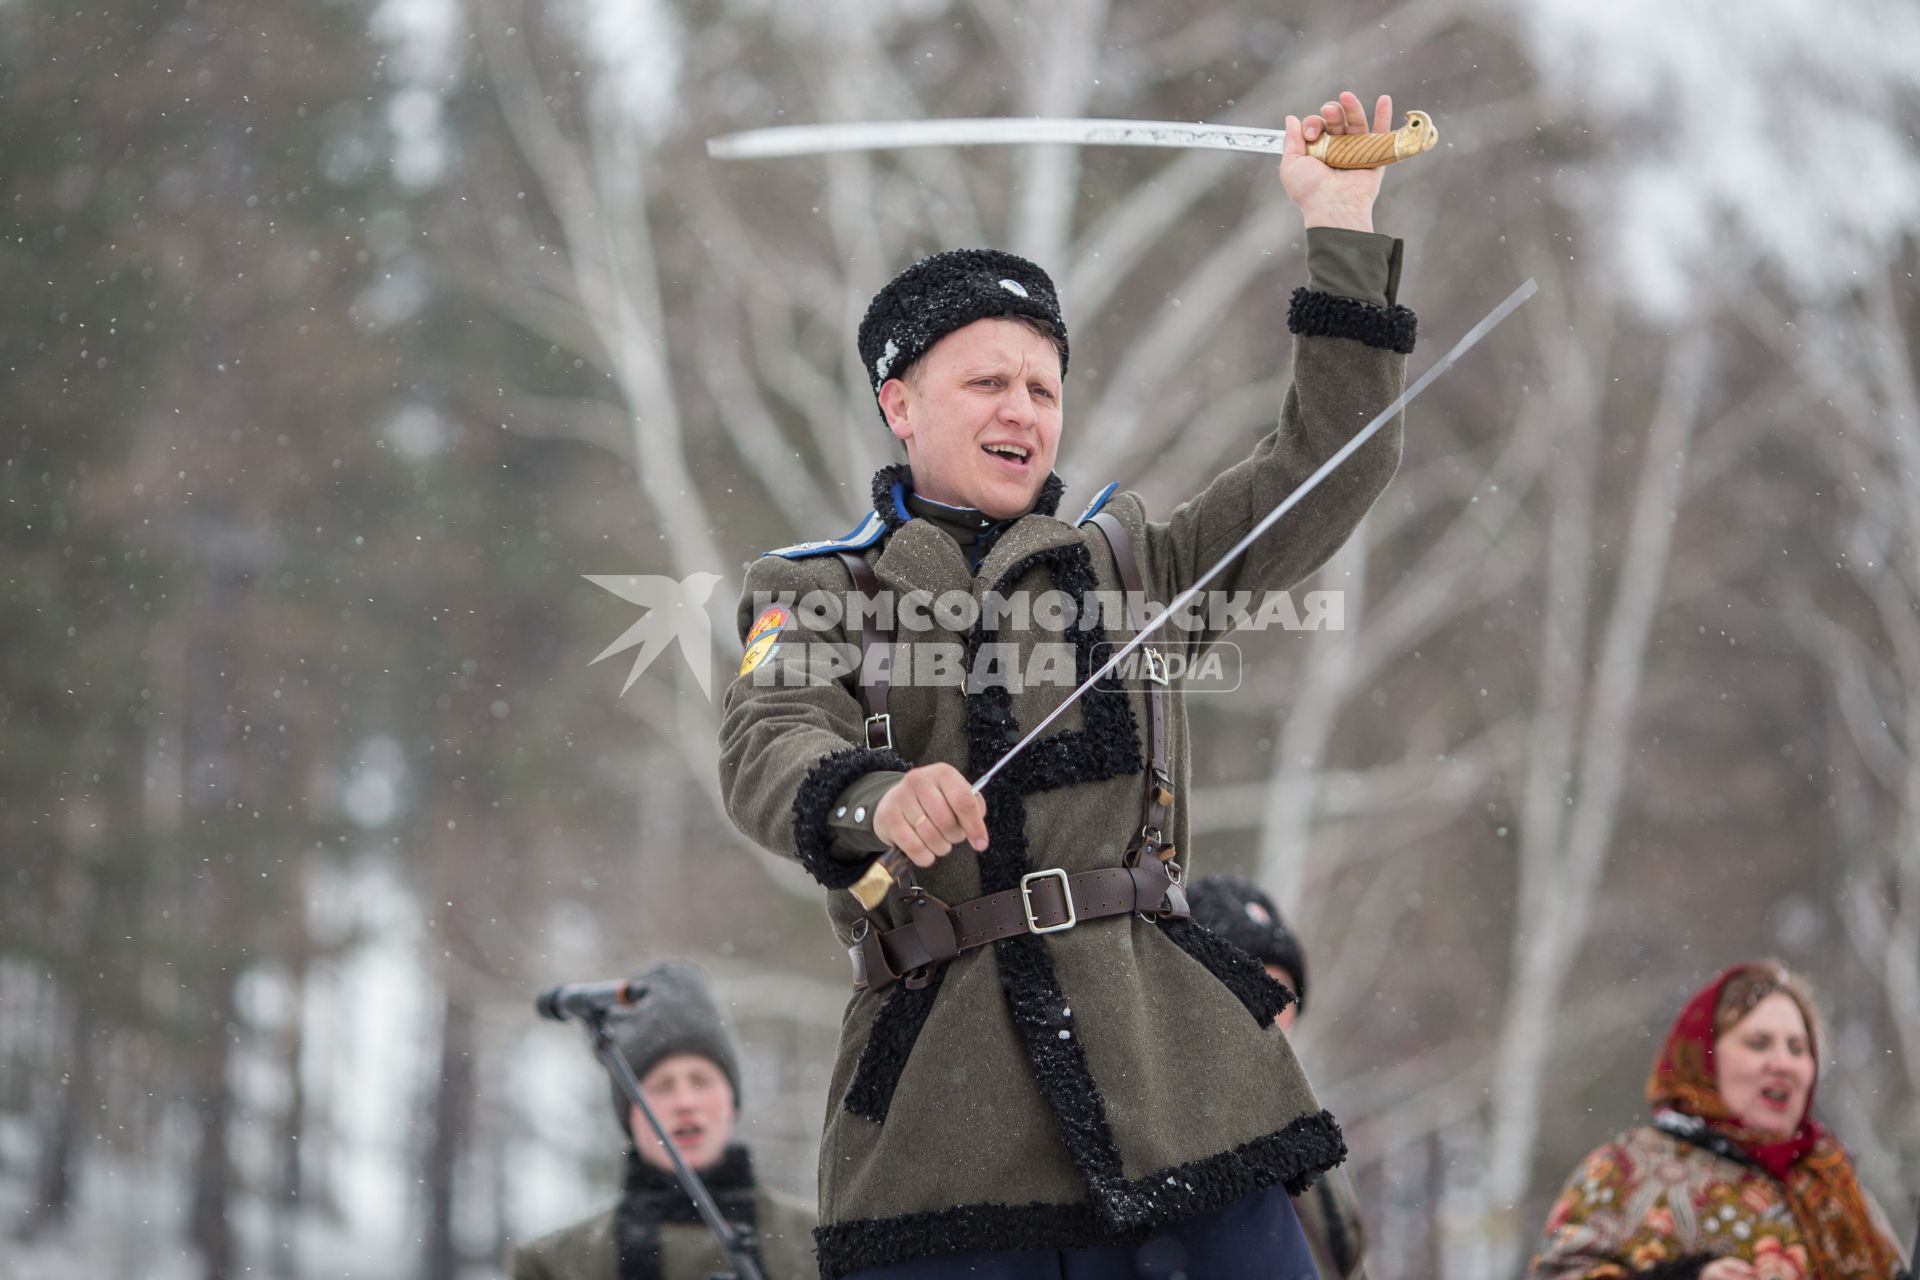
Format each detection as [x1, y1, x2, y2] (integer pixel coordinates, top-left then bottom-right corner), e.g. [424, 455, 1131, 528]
[877, 378, 913, 443]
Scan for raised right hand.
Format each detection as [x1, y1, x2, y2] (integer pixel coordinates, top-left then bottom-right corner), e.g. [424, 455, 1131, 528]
[873, 763, 989, 867]
[1279, 90, 1392, 232]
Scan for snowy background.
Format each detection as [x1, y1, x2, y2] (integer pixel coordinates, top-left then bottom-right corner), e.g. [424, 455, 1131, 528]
[4, 0, 1919, 1276]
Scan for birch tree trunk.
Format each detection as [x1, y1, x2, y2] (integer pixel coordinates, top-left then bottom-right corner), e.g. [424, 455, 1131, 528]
[1745, 254, 1920, 1183]
[1475, 329, 1711, 1276]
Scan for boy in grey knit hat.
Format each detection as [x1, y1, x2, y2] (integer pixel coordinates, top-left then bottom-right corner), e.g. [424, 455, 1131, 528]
[511, 960, 817, 1280]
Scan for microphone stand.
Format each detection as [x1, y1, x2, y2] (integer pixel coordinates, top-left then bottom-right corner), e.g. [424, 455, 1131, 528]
[582, 1008, 765, 1280]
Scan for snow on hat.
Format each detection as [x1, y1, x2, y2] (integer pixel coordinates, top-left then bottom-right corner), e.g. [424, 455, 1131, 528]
[1185, 876, 1309, 1012]
[856, 248, 1069, 424]
[605, 960, 742, 1139]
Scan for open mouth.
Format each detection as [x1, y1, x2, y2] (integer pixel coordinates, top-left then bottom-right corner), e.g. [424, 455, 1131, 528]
[669, 1122, 706, 1147]
[982, 442, 1032, 470]
[1759, 1085, 1793, 1108]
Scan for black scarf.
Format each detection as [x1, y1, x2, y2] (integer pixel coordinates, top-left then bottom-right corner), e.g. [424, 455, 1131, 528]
[614, 1143, 763, 1280]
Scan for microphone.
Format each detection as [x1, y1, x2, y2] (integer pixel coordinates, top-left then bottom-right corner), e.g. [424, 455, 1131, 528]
[536, 977, 645, 1021]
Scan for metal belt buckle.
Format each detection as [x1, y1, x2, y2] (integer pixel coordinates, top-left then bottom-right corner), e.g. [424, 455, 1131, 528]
[1020, 868, 1077, 934]
[1142, 647, 1169, 687]
[865, 712, 893, 750]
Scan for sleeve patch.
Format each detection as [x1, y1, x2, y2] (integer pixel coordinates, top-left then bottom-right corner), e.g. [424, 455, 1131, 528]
[739, 605, 791, 674]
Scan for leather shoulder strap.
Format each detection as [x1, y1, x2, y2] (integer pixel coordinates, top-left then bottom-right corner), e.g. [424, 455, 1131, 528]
[1086, 512, 1173, 845]
[836, 551, 894, 750]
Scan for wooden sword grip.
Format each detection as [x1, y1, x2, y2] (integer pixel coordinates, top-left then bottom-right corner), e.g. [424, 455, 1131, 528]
[1306, 110, 1438, 169]
[848, 849, 917, 910]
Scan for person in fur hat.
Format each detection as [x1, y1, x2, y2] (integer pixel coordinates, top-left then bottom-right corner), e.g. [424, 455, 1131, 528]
[509, 961, 817, 1280]
[1187, 875, 1372, 1280]
[720, 88, 1414, 1279]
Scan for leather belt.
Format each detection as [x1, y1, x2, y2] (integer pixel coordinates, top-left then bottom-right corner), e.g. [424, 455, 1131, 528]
[849, 863, 1188, 992]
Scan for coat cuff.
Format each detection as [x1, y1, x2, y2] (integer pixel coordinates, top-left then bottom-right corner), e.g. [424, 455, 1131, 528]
[1305, 227, 1404, 307]
[828, 770, 906, 857]
[1288, 287, 1417, 354]
[791, 748, 912, 888]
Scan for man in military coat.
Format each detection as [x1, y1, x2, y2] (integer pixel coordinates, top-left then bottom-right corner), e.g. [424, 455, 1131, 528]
[719, 92, 1416, 1279]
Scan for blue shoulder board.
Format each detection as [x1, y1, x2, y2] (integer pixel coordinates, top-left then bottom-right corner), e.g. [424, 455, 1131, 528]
[1075, 482, 1118, 525]
[763, 511, 886, 559]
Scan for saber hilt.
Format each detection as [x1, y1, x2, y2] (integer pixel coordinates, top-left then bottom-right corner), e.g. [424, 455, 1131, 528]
[851, 850, 917, 910]
[1306, 111, 1437, 168]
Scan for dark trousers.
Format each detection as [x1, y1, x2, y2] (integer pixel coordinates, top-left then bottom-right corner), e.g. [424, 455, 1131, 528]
[841, 1184, 1321, 1279]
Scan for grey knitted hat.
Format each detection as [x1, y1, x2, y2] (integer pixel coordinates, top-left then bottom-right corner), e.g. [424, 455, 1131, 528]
[856, 247, 1069, 423]
[1185, 876, 1309, 1012]
[605, 960, 742, 1138]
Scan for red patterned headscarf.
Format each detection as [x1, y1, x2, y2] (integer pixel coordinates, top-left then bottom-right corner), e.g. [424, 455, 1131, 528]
[1646, 963, 1902, 1280]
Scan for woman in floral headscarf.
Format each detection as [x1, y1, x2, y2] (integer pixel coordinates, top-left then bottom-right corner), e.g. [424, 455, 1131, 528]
[1527, 961, 1911, 1280]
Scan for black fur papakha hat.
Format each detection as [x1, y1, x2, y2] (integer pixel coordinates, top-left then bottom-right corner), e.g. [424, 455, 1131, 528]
[856, 248, 1069, 421]
[1185, 876, 1309, 1012]
[605, 960, 742, 1139]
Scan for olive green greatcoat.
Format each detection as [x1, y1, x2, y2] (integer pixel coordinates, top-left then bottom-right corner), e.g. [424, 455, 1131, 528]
[719, 230, 1414, 1277]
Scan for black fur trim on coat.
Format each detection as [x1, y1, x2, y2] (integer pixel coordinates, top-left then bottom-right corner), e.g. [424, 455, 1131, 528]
[1287, 287, 1418, 354]
[993, 925, 1129, 1196]
[869, 464, 1066, 532]
[1183, 875, 1308, 1011]
[954, 541, 1146, 1221]
[615, 1144, 763, 1280]
[964, 543, 1141, 810]
[1159, 916, 1296, 1026]
[815, 1200, 1118, 1279]
[790, 745, 913, 889]
[842, 964, 947, 1123]
[871, 463, 913, 532]
[1107, 1107, 1347, 1220]
[810, 1110, 1348, 1278]
[1631, 1256, 1716, 1280]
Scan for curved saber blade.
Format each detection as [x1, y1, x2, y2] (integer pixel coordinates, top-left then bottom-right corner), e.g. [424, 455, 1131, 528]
[971, 277, 1541, 796]
[709, 117, 1301, 161]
